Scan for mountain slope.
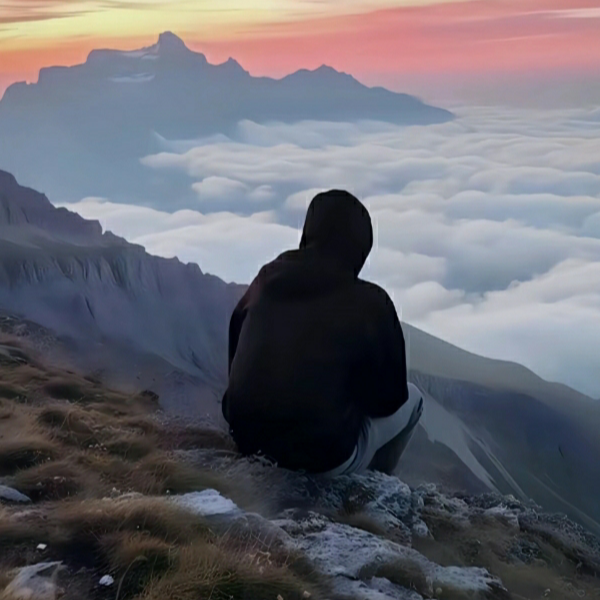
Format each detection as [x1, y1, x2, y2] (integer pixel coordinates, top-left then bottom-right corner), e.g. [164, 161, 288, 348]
[0, 169, 243, 414]
[0, 32, 453, 206]
[1, 170, 599, 536]
[1, 341, 598, 600]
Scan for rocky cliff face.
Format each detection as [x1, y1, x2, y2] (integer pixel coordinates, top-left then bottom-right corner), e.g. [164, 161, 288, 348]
[0, 170, 243, 415]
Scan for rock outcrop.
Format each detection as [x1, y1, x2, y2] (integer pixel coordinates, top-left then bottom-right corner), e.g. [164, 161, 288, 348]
[167, 465, 599, 600]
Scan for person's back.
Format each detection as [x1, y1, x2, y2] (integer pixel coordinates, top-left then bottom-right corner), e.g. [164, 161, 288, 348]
[222, 190, 423, 475]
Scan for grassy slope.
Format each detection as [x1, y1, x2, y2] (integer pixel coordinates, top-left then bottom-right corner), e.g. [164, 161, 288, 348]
[0, 336, 325, 600]
[1, 335, 599, 600]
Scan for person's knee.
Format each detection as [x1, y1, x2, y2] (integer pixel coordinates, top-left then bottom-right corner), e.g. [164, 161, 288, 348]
[407, 383, 423, 410]
[405, 384, 424, 429]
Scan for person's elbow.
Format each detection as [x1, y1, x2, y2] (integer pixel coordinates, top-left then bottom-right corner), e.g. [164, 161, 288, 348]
[369, 384, 409, 419]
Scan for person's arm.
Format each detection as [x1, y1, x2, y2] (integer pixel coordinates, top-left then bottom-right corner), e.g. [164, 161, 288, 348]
[362, 288, 409, 419]
[227, 263, 271, 374]
[223, 284, 252, 423]
[228, 288, 251, 375]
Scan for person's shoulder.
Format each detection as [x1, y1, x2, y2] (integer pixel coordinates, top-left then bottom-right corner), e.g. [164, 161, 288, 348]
[256, 250, 297, 277]
[356, 279, 395, 307]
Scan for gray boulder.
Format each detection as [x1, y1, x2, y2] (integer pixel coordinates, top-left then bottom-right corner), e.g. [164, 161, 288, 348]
[0, 484, 31, 504]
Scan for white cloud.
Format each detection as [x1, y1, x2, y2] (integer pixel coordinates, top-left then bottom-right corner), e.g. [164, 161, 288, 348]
[192, 176, 249, 201]
[57, 198, 298, 285]
[63, 105, 600, 398]
[413, 260, 600, 396]
[284, 188, 327, 211]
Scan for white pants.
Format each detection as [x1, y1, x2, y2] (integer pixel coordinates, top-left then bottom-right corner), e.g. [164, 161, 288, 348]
[322, 383, 424, 477]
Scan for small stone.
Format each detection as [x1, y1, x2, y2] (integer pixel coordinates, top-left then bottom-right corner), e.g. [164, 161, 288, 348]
[277, 596, 284, 600]
[412, 519, 431, 538]
[0, 484, 31, 504]
[4, 562, 63, 600]
[37, 543, 48, 551]
[302, 593, 312, 599]
[544, 589, 551, 597]
[435, 587, 443, 597]
[99, 575, 114, 587]
[173, 489, 240, 517]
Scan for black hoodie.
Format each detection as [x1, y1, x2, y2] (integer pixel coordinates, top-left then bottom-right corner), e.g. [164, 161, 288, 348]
[222, 190, 409, 473]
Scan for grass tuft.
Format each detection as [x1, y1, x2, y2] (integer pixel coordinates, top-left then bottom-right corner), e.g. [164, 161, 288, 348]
[101, 532, 176, 597]
[140, 540, 324, 600]
[12, 459, 94, 501]
[0, 436, 58, 476]
[105, 434, 156, 461]
[43, 379, 87, 402]
[0, 383, 26, 401]
[129, 455, 231, 497]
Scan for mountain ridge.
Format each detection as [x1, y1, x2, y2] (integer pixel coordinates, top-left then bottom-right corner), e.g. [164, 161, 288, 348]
[0, 32, 453, 206]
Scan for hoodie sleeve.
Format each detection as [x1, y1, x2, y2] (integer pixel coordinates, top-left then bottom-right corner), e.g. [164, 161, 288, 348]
[361, 286, 409, 419]
[228, 288, 251, 375]
[227, 264, 270, 374]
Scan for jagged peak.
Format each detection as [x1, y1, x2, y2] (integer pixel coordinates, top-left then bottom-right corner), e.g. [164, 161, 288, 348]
[156, 31, 188, 52]
[85, 31, 200, 66]
[218, 57, 246, 73]
[314, 64, 339, 74]
[0, 169, 17, 187]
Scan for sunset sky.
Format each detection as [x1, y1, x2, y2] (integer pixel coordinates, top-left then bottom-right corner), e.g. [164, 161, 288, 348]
[1, 0, 600, 99]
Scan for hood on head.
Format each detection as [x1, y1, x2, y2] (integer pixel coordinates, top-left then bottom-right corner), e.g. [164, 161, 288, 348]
[299, 190, 373, 277]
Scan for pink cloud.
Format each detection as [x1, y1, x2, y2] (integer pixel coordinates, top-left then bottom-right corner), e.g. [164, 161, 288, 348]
[194, 0, 600, 80]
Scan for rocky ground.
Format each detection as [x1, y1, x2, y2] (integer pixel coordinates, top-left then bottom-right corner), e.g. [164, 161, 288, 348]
[0, 337, 599, 600]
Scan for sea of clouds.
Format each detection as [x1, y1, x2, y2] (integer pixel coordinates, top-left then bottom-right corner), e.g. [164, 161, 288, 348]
[57, 105, 600, 399]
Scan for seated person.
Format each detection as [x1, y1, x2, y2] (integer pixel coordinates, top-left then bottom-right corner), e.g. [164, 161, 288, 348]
[222, 190, 423, 476]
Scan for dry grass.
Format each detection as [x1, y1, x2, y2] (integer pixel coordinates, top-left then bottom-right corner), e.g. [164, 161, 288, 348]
[157, 424, 238, 453]
[415, 510, 600, 600]
[101, 532, 177, 596]
[0, 495, 327, 600]
[0, 571, 12, 592]
[104, 433, 157, 461]
[359, 557, 432, 597]
[0, 337, 331, 600]
[0, 436, 59, 476]
[140, 539, 324, 600]
[49, 497, 209, 549]
[0, 335, 244, 512]
[12, 459, 96, 501]
[331, 510, 387, 537]
[0, 496, 209, 559]
[0, 383, 26, 401]
[127, 455, 231, 496]
[42, 379, 88, 402]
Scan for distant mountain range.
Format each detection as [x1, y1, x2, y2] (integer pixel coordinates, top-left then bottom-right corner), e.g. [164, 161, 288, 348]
[0, 32, 453, 206]
[1, 170, 599, 536]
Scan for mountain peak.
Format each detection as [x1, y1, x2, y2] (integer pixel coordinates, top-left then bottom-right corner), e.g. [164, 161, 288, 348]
[156, 31, 188, 53]
[314, 64, 338, 73]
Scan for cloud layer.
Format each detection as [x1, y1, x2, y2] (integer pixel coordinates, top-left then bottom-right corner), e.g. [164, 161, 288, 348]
[59, 105, 600, 399]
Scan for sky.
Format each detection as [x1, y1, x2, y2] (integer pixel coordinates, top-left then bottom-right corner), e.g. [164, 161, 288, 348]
[1, 1, 599, 395]
[2, 0, 600, 103]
